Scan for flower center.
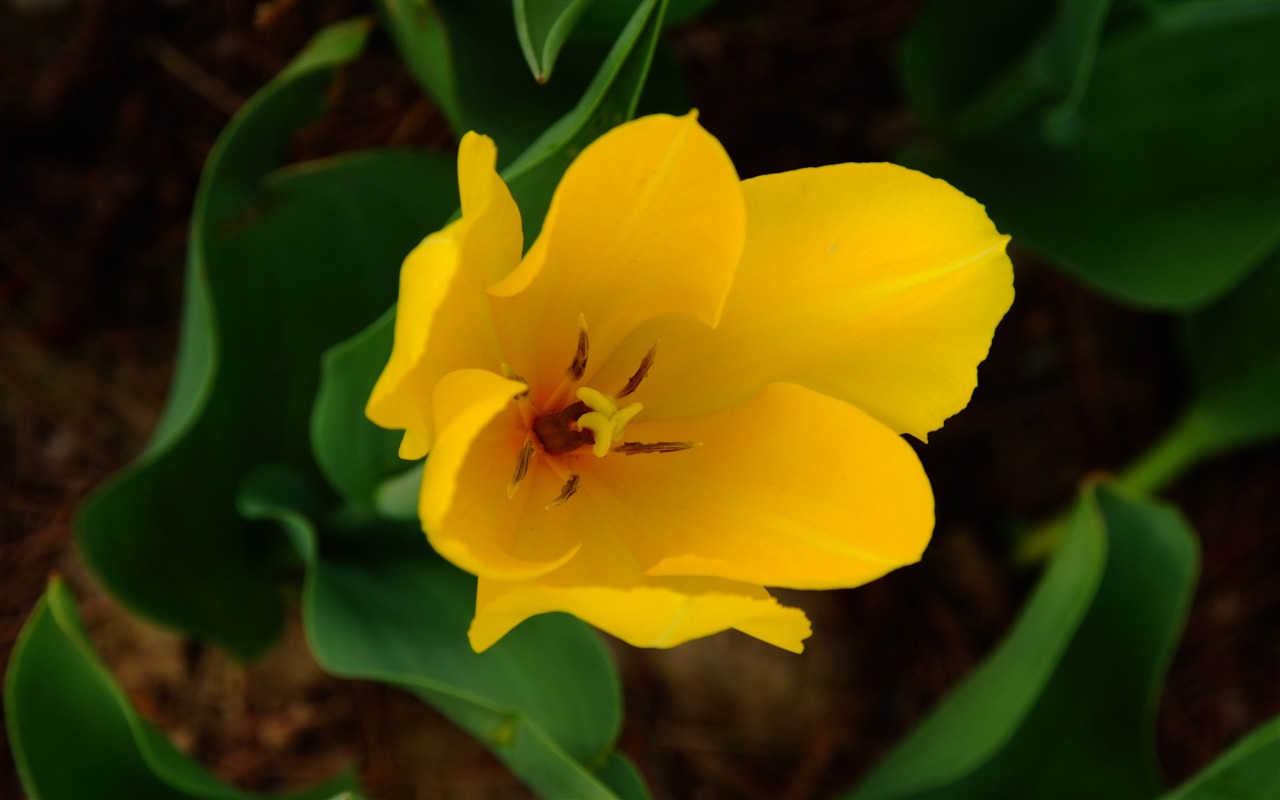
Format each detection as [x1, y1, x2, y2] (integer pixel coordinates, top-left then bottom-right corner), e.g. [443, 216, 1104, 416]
[510, 317, 698, 507]
[542, 387, 644, 458]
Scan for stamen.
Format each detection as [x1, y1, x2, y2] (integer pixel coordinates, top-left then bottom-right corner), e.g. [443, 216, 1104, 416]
[617, 342, 658, 398]
[507, 438, 535, 498]
[576, 386, 617, 415]
[568, 313, 589, 380]
[576, 387, 643, 457]
[615, 441, 701, 455]
[546, 474, 580, 508]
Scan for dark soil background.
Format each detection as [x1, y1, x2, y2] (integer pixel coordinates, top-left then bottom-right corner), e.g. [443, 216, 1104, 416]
[2, 1, 1277, 798]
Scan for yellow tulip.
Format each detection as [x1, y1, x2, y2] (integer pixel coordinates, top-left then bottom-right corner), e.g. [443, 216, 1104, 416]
[367, 112, 1013, 653]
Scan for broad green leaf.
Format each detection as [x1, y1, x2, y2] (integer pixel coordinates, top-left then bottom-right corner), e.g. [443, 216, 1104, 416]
[901, 0, 1112, 139]
[594, 752, 654, 800]
[502, 0, 666, 241]
[574, 0, 713, 39]
[514, 0, 594, 82]
[310, 0, 667, 508]
[310, 306, 404, 508]
[901, 2, 1280, 309]
[236, 468, 640, 800]
[376, 0, 464, 127]
[4, 578, 354, 800]
[850, 484, 1197, 799]
[75, 19, 459, 657]
[1160, 716, 1280, 800]
[1182, 251, 1280, 451]
[379, 0, 688, 161]
[379, 0, 633, 161]
[1117, 253, 1280, 494]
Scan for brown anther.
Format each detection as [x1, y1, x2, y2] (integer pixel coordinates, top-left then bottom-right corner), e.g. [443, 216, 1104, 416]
[507, 438, 535, 498]
[533, 401, 594, 455]
[546, 474, 581, 508]
[614, 441, 701, 455]
[617, 342, 658, 398]
[568, 315, 589, 380]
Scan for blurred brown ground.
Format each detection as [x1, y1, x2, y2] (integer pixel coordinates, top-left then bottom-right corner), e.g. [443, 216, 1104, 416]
[1, 1, 1277, 799]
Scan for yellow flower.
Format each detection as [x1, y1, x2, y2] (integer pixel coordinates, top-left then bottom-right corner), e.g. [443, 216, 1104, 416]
[367, 113, 1012, 653]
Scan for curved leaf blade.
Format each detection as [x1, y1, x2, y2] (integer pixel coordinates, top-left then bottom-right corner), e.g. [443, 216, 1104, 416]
[850, 484, 1198, 798]
[1182, 251, 1280, 452]
[4, 578, 354, 800]
[1160, 716, 1280, 800]
[310, 0, 667, 508]
[514, 0, 595, 82]
[236, 470, 639, 799]
[75, 19, 374, 657]
[902, 3, 1280, 309]
[75, 19, 457, 657]
[901, 0, 1112, 139]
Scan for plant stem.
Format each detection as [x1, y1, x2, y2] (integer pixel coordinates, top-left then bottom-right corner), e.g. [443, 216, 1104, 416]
[1014, 407, 1212, 565]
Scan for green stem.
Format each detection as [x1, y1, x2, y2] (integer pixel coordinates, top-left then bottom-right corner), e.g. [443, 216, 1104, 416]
[1113, 409, 1213, 496]
[1014, 407, 1212, 565]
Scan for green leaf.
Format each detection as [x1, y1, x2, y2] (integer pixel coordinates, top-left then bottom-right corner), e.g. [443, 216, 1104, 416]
[901, 0, 1112, 139]
[1115, 252, 1280, 494]
[376, 0, 464, 127]
[380, 0, 654, 161]
[75, 19, 459, 657]
[310, 306, 404, 508]
[594, 752, 654, 800]
[514, 0, 595, 82]
[849, 484, 1198, 799]
[309, 0, 667, 508]
[1182, 250, 1280, 451]
[4, 578, 355, 800]
[236, 469, 640, 800]
[901, 2, 1280, 309]
[1160, 716, 1280, 800]
[574, 0, 712, 39]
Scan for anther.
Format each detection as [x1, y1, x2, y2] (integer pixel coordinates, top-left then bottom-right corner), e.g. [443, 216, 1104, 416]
[614, 441, 701, 455]
[546, 474, 580, 508]
[507, 438, 535, 498]
[617, 342, 658, 398]
[568, 313, 589, 380]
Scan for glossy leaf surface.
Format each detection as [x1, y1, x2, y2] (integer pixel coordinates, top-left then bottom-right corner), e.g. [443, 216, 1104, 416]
[75, 20, 458, 657]
[310, 0, 667, 508]
[4, 578, 354, 800]
[1160, 716, 1280, 800]
[902, 1, 1280, 309]
[849, 484, 1198, 798]
[1117, 253, 1280, 494]
[236, 468, 638, 799]
[514, 0, 594, 82]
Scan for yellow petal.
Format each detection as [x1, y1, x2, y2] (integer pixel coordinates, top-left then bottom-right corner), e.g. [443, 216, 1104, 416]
[592, 163, 1013, 441]
[366, 133, 522, 452]
[469, 504, 810, 652]
[419, 369, 580, 580]
[489, 112, 746, 406]
[588, 382, 933, 589]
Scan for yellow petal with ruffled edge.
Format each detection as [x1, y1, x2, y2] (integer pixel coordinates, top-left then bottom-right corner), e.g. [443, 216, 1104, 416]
[469, 494, 810, 652]
[419, 369, 581, 580]
[366, 133, 522, 456]
[590, 162, 1013, 441]
[584, 381, 932, 589]
[489, 112, 745, 407]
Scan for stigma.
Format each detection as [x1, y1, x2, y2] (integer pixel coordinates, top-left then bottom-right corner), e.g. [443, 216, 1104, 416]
[512, 319, 695, 507]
